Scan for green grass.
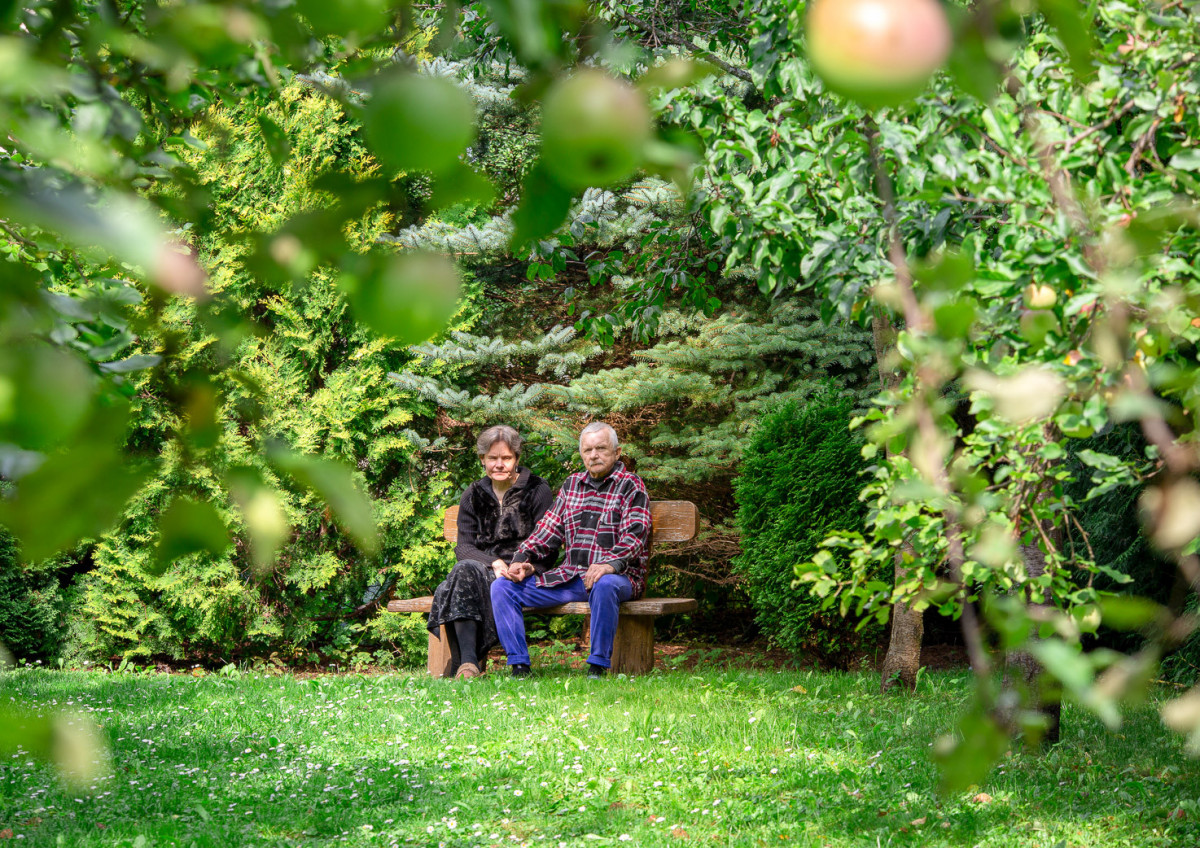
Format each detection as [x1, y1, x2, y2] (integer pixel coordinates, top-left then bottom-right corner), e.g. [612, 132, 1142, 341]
[2, 663, 1198, 847]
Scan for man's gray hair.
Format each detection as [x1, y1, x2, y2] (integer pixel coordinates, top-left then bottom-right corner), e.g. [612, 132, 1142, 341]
[578, 421, 619, 451]
[476, 425, 524, 459]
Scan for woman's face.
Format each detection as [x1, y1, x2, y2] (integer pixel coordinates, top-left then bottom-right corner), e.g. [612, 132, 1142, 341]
[482, 441, 518, 484]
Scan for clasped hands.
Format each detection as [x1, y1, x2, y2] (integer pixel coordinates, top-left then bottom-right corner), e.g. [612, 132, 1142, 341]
[493, 559, 614, 588]
[493, 559, 534, 582]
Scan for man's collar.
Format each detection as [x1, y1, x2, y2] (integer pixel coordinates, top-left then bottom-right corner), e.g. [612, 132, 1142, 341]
[583, 461, 624, 488]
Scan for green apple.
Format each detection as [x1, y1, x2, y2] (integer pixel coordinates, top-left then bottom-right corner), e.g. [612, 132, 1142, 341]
[362, 75, 475, 176]
[540, 70, 653, 190]
[1023, 283, 1058, 309]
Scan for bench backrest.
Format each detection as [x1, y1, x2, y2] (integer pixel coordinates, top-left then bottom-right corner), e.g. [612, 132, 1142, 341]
[442, 500, 697, 545]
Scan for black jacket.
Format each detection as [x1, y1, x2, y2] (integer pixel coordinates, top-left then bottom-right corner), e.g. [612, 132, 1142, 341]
[455, 467, 557, 571]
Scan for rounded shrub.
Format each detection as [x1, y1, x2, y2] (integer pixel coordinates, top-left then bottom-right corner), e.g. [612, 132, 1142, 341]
[733, 395, 880, 666]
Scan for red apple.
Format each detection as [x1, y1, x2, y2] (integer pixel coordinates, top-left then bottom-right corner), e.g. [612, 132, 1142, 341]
[806, 0, 952, 108]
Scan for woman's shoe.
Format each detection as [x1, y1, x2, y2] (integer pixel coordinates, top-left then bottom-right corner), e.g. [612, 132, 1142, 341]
[455, 662, 482, 679]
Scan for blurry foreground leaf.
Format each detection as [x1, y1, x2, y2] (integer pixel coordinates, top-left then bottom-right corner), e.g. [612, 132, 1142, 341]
[1162, 688, 1200, 756]
[510, 163, 573, 251]
[965, 367, 1065, 424]
[0, 705, 110, 787]
[152, 497, 231, 575]
[0, 176, 164, 271]
[256, 114, 291, 165]
[0, 405, 150, 562]
[272, 452, 378, 554]
[1140, 478, 1200, 552]
[932, 707, 1008, 794]
[0, 341, 94, 450]
[227, 467, 290, 572]
[1037, 0, 1099, 79]
[344, 252, 461, 345]
[637, 59, 716, 92]
[1099, 596, 1166, 631]
[295, 0, 390, 38]
[428, 163, 497, 210]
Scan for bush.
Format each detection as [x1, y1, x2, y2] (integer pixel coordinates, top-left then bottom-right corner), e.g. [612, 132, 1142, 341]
[733, 395, 880, 666]
[0, 532, 67, 663]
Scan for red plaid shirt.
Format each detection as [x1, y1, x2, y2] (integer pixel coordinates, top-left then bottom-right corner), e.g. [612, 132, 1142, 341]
[511, 462, 651, 599]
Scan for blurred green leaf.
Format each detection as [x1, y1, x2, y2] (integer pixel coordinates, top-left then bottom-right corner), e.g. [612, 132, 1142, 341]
[0, 404, 150, 562]
[0, 176, 163, 270]
[1030, 639, 1092, 696]
[1169, 150, 1200, 172]
[428, 163, 497, 210]
[933, 299, 977, 339]
[272, 452, 378, 555]
[0, 341, 95, 450]
[98, 353, 162, 374]
[637, 59, 716, 92]
[1098, 596, 1166, 631]
[947, 20, 1001, 101]
[152, 497, 230, 575]
[0, 705, 109, 786]
[1038, 0, 1099, 79]
[295, 0, 391, 37]
[932, 707, 1008, 794]
[257, 114, 291, 165]
[510, 163, 573, 251]
[226, 467, 290, 572]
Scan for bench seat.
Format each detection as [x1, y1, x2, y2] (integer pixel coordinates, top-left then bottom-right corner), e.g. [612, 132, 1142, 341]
[389, 500, 698, 677]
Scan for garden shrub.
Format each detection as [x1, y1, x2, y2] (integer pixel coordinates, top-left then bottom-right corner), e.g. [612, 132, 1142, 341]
[0, 531, 67, 663]
[733, 395, 880, 666]
[65, 79, 468, 665]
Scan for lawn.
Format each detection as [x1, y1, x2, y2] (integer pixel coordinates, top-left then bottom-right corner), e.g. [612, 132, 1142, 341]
[2, 660, 1198, 847]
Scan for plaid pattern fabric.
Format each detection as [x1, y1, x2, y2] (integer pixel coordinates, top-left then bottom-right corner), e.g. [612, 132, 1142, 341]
[511, 462, 651, 599]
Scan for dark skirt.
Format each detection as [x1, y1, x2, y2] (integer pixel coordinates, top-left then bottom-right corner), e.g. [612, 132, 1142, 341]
[427, 559, 498, 656]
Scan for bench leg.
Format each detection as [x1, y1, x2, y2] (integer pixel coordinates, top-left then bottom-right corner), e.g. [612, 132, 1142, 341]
[611, 615, 654, 676]
[429, 625, 453, 678]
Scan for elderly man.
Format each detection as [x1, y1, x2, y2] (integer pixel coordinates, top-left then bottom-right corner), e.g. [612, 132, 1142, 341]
[490, 422, 651, 679]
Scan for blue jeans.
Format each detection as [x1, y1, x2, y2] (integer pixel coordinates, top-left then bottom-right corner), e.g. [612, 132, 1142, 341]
[490, 574, 634, 669]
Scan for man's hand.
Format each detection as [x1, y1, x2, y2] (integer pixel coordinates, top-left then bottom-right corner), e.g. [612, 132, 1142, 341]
[491, 559, 508, 580]
[583, 562, 615, 590]
[505, 561, 535, 582]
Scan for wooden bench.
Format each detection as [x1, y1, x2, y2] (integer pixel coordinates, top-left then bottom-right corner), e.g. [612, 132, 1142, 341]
[388, 500, 698, 677]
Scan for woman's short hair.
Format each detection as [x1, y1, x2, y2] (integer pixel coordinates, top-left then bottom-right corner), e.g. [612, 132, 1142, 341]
[578, 421, 619, 451]
[476, 425, 524, 459]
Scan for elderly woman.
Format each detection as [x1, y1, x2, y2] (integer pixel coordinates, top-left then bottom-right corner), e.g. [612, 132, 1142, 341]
[427, 425, 555, 678]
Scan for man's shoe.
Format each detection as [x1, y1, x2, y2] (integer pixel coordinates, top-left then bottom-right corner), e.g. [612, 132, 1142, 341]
[510, 663, 531, 678]
[455, 662, 481, 679]
[586, 663, 606, 680]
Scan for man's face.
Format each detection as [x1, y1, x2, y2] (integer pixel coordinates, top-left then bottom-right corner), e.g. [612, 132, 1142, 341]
[579, 430, 620, 479]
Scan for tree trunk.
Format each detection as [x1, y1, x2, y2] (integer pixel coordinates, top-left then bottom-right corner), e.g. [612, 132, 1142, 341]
[1004, 537, 1062, 744]
[872, 307, 925, 692]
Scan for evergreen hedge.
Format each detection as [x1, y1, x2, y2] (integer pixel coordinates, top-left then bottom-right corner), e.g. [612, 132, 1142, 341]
[0, 530, 67, 663]
[733, 396, 880, 666]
